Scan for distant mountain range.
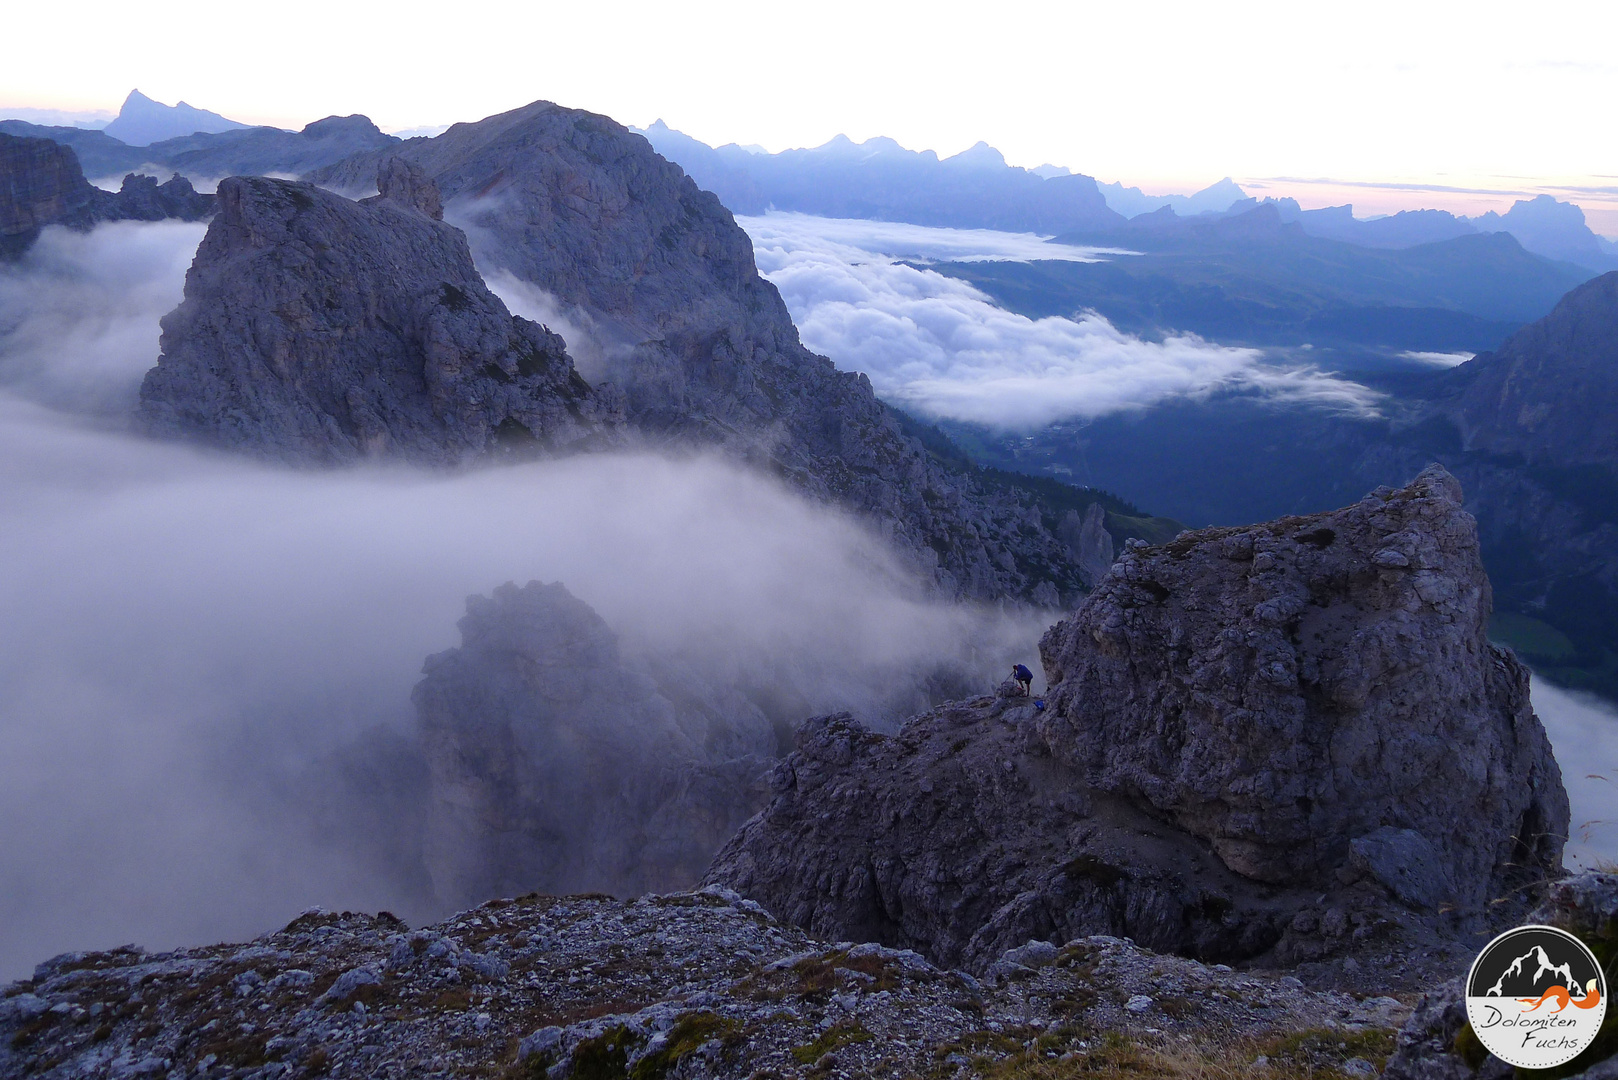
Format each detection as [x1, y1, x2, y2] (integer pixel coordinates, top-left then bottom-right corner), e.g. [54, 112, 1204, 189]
[638, 122, 1617, 274]
[635, 121, 1122, 234]
[937, 202, 1592, 357]
[1096, 177, 1248, 218]
[1244, 193, 1618, 273]
[5, 96, 1616, 697]
[0, 113, 398, 182]
[101, 89, 247, 147]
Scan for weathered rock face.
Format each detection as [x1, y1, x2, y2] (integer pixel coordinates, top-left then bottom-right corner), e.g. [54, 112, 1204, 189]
[0, 133, 213, 257]
[1035, 464, 1566, 900]
[0, 134, 101, 255]
[1452, 271, 1618, 470]
[414, 582, 776, 907]
[1057, 501, 1116, 587]
[706, 467, 1569, 971]
[138, 169, 619, 464]
[707, 701, 1303, 972]
[312, 102, 1087, 602]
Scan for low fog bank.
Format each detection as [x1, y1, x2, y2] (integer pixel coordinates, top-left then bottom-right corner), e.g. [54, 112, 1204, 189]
[740, 212, 1384, 430]
[0, 221, 205, 416]
[0, 395, 1049, 980]
[1534, 681, 1618, 870]
[0, 218, 1052, 979]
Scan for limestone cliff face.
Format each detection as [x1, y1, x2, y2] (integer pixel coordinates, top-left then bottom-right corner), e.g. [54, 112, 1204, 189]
[706, 467, 1568, 970]
[1452, 271, 1618, 470]
[313, 102, 1086, 602]
[0, 132, 212, 257]
[138, 168, 619, 464]
[413, 582, 775, 907]
[1057, 502, 1116, 587]
[0, 134, 101, 254]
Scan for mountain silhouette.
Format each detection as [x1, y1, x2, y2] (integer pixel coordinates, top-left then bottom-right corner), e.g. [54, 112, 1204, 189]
[1469, 929, 1602, 1001]
[1485, 944, 1578, 997]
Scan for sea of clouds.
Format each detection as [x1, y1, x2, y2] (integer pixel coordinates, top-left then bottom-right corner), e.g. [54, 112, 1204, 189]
[740, 211, 1384, 430]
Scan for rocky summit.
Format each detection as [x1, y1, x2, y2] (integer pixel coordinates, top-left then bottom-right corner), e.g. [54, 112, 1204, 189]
[0, 132, 212, 258]
[137, 165, 620, 464]
[707, 467, 1568, 974]
[414, 582, 776, 909]
[0, 886, 1419, 1080]
[311, 101, 1087, 602]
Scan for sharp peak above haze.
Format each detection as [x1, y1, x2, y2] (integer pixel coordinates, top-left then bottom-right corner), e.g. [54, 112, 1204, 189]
[103, 89, 249, 147]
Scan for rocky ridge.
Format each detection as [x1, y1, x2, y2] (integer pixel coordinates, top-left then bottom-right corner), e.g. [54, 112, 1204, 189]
[138, 165, 619, 464]
[1451, 271, 1618, 471]
[414, 581, 776, 908]
[0, 133, 212, 258]
[310, 100, 1090, 602]
[707, 467, 1568, 973]
[0, 886, 1417, 1080]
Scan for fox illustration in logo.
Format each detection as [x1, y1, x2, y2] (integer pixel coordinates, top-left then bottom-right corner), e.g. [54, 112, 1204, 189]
[1519, 979, 1603, 1013]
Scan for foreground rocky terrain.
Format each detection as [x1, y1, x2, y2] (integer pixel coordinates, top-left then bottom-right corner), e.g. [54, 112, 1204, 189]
[0, 885, 1420, 1080]
[0, 133, 211, 257]
[138, 164, 620, 463]
[709, 467, 1568, 970]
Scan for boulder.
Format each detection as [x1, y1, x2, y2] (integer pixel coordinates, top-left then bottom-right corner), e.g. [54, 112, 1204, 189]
[1036, 464, 1565, 901]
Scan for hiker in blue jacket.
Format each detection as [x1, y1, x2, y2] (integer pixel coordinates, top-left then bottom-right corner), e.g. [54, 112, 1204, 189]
[1012, 663, 1034, 696]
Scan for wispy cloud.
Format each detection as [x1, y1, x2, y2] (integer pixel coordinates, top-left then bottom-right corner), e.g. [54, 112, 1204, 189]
[740, 212, 1382, 430]
[1399, 350, 1474, 368]
[744, 211, 1120, 264]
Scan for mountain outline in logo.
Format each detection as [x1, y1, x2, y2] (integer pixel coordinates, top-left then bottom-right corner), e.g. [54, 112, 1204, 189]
[1465, 924, 1607, 1070]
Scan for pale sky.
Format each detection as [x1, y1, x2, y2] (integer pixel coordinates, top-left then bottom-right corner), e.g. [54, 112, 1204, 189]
[5, 0, 1616, 231]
